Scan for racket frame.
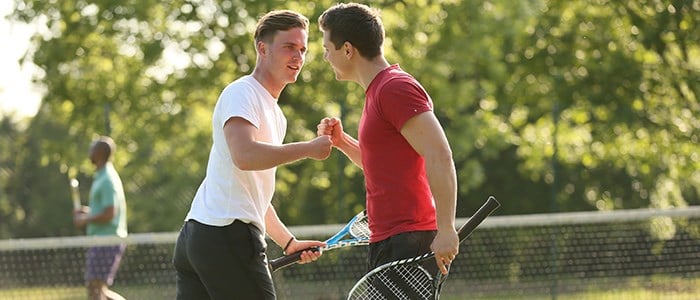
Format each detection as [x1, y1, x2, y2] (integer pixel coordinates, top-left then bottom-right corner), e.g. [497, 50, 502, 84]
[269, 210, 370, 272]
[323, 210, 370, 250]
[347, 196, 501, 300]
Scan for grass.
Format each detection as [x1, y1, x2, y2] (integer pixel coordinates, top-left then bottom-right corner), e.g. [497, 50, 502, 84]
[1, 276, 697, 299]
[0, 284, 175, 300]
[0, 286, 81, 300]
[441, 275, 700, 300]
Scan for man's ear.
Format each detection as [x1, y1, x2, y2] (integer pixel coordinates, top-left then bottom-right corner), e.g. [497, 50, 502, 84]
[256, 40, 267, 56]
[343, 41, 354, 59]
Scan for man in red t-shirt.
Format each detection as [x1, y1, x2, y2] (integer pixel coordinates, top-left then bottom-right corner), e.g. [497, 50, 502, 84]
[317, 2, 459, 276]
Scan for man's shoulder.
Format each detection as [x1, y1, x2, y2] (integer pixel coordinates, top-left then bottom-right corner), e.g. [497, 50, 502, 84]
[94, 167, 119, 189]
[220, 76, 247, 92]
[219, 76, 268, 104]
[375, 67, 418, 90]
[94, 174, 115, 190]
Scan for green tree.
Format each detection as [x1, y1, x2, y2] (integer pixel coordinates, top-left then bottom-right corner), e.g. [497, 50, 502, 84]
[6, 0, 357, 236]
[503, 0, 699, 211]
[3, 0, 698, 239]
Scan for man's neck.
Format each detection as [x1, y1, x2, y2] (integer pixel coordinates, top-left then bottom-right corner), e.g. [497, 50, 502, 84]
[356, 56, 391, 90]
[94, 161, 108, 171]
[251, 66, 284, 99]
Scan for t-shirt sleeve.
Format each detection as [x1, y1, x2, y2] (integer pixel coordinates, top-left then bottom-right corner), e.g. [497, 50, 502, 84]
[378, 78, 433, 131]
[97, 180, 116, 209]
[216, 82, 261, 130]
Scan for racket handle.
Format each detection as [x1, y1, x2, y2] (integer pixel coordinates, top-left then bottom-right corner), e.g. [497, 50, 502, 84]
[70, 178, 80, 210]
[457, 196, 500, 241]
[269, 247, 319, 272]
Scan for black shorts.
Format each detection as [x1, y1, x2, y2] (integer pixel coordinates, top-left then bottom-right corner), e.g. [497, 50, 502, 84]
[173, 219, 274, 300]
[368, 230, 438, 275]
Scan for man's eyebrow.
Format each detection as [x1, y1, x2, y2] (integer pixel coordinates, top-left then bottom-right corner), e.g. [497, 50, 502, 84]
[282, 41, 303, 47]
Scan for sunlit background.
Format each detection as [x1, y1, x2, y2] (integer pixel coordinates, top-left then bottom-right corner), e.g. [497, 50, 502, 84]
[0, 2, 41, 120]
[1, 1, 698, 299]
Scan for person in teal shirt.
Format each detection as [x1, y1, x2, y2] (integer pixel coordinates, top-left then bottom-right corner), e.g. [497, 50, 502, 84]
[74, 136, 127, 300]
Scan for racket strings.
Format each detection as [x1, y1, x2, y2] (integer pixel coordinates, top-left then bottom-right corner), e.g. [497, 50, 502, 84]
[349, 215, 370, 240]
[349, 264, 434, 300]
[348, 197, 500, 299]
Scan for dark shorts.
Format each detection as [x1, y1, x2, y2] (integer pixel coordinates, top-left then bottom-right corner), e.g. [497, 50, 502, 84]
[85, 244, 126, 285]
[368, 230, 438, 274]
[173, 219, 274, 300]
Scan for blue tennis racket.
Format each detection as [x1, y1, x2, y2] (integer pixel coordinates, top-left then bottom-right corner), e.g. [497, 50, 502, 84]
[269, 210, 370, 272]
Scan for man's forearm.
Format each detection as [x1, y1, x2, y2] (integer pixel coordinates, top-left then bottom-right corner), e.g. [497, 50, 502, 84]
[336, 132, 363, 169]
[232, 141, 314, 171]
[88, 207, 115, 224]
[426, 156, 458, 230]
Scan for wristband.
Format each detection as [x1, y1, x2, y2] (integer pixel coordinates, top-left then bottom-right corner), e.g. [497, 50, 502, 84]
[283, 237, 295, 254]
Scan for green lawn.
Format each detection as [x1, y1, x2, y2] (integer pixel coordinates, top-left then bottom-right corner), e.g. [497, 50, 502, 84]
[1, 276, 697, 300]
[442, 275, 700, 300]
[0, 285, 175, 300]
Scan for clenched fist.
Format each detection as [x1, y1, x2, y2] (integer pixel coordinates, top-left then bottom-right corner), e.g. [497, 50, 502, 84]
[307, 135, 332, 160]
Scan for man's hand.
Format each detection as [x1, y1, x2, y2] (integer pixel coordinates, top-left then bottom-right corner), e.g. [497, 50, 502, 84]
[73, 210, 89, 228]
[285, 239, 326, 264]
[317, 117, 343, 146]
[431, 228, 459, 275]
[307, 135, 332, 160]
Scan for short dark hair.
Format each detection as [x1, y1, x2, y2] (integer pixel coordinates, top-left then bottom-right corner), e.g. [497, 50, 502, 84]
[318, 3, 384, 59]
[254, 10, 309, 44]
[92, 136, 116, 160]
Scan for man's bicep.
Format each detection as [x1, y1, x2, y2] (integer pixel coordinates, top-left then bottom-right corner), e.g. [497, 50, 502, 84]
[99, 183, 116, 205]
[92, 185, 115, 214]
[223, 117, 258, 163]
[400, 112, 451, 157]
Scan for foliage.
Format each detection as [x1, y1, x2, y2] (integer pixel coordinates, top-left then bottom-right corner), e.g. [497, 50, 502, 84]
[0, 0, 697, 238]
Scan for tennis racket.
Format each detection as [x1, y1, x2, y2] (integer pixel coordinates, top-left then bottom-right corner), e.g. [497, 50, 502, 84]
[70, 178, 81, 210]
[347, 196, 500, 300]
[269, 209, 370, 272]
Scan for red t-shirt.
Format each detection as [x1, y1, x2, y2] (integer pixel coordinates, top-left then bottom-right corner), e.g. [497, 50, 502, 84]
[359, 64, 437, 242]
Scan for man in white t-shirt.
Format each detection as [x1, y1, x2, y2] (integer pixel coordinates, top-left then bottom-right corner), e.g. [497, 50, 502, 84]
[173, 10, 332, 299]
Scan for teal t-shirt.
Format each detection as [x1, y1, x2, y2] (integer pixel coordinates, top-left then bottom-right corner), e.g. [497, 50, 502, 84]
[87, 162, 128, 237]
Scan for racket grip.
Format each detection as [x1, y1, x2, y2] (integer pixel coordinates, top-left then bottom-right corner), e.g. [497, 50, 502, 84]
[269, 247, 319, 272]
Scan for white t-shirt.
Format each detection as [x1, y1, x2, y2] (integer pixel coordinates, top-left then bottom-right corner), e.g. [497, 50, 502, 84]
[185, 75, 286, 233]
